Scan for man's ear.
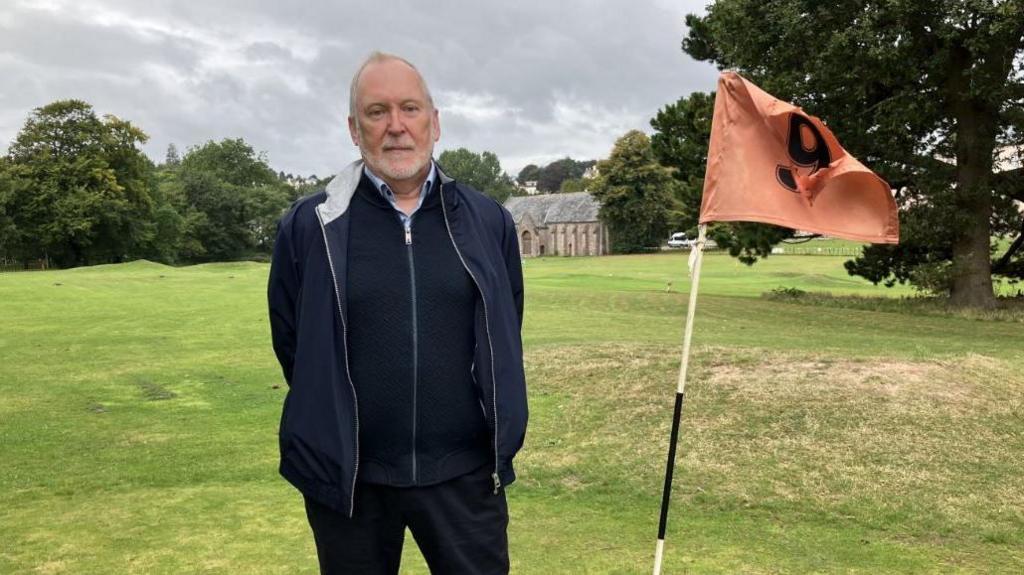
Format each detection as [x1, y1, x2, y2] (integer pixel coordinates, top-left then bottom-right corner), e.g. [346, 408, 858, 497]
[348, 116, 360, 146]
[431, 108, 441, 142]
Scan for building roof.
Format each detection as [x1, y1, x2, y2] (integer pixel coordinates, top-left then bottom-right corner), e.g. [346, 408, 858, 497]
[503, 192, 601, 225]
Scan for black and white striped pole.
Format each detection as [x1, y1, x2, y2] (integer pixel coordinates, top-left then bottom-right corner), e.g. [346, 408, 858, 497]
[653, 223, 707, 575]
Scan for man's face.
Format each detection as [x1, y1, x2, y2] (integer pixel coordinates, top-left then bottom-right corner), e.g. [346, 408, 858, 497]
[348, 59, 440, 184]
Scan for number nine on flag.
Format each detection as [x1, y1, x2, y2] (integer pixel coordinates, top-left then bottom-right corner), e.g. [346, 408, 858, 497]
[699, 72, 899, 244]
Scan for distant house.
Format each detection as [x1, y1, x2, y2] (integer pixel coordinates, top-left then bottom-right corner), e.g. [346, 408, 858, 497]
[503, 192, 610, 257]
[515, 180, 540, 195]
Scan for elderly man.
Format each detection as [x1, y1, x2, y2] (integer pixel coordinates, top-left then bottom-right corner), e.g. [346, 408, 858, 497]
[268, 52, 527, 574]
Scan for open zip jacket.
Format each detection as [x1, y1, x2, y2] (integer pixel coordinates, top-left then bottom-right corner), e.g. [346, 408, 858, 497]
[268, 160, 526, 517]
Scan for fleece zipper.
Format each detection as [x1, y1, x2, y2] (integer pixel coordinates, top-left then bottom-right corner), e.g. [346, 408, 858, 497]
[404, 218, 419, 484]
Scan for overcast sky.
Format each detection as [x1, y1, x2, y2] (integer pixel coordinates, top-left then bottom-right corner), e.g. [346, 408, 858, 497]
[0, 0, 719, 178]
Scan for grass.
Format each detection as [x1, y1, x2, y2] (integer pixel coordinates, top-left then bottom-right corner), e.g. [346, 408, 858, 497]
[0, 254, 1021, 573]
[762, 287, 1024, 322]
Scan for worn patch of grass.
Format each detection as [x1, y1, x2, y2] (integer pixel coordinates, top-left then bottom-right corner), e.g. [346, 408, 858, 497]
[1, 255, 1021, 573]
[517, 343, 1024, 572]
[134, 377, 178, 401]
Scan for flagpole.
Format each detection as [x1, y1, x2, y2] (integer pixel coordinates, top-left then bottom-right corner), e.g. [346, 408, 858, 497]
[653, 223, 707, 575]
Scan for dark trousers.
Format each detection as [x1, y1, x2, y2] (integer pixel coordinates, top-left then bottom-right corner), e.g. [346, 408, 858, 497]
[303, 465, 510, 575]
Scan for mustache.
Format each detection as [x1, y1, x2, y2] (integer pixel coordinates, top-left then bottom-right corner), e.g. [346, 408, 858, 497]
[382, 138, 416, 150]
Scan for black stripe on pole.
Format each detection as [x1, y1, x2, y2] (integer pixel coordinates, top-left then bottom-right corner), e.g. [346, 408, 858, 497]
[657, 390, 686, 540]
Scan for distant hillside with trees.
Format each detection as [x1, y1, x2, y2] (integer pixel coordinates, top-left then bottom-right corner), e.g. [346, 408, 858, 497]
[517, 157, 595, 193]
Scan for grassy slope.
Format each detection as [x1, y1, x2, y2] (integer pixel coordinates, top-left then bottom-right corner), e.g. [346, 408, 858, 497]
[0, 254, 1020, 573]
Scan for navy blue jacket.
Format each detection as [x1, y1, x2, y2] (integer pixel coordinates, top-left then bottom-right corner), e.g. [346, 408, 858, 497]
[267, 160, 527, 517]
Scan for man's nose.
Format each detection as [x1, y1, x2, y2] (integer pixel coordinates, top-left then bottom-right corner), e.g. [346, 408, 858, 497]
[385, 109, 405, 134]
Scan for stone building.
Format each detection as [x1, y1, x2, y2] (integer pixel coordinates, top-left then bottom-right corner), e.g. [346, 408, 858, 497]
[503, 192, 610, 257]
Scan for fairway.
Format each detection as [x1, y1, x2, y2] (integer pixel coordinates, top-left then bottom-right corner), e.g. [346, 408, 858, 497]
[1, 253, 1021, 573]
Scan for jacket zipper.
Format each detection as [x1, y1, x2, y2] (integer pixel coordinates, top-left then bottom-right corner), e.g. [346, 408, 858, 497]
[405, 219, 418, 484]
[315, 206, 361, 518]
[439, 185, 502, 495]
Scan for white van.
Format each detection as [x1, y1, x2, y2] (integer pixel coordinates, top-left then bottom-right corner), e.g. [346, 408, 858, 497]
[667, 232, 717, 249]
[667, 232, 688, 248]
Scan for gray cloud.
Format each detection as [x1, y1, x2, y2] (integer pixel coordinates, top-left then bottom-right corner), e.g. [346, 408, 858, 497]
[0, 0, 718, 177]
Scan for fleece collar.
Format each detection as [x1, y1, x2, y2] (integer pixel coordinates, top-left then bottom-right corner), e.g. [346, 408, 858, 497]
[317, 159, 454, 225]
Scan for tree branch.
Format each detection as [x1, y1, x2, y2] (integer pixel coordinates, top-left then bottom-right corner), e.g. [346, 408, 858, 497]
[993, 216, 1024, 273]
[994, 166, 1024, 202]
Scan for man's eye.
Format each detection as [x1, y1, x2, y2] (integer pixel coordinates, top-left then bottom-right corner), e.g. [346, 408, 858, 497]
[403, 105, 420, 113]
[368, 109, 385, 118]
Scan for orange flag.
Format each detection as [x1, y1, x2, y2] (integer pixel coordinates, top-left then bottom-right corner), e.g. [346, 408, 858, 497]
[700, 72, 899, 243]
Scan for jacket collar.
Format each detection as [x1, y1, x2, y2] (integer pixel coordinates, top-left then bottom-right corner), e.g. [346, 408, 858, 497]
[318, 159, 454, 225]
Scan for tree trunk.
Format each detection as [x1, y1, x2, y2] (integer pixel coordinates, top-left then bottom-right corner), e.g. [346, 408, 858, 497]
[949, 200, 995, 307]
[944, 34, 1001, 309]
[949, 107, 996, 309]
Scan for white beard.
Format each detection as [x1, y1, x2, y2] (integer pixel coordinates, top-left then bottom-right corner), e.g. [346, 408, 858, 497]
[362, 141, 434, 183]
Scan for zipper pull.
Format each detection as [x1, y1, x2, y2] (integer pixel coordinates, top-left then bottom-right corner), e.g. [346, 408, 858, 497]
[404, 226, 412, 245]
[492, 471, 501, 494]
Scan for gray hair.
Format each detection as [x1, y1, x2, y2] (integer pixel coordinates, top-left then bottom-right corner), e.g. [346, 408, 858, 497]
[348, 51, 435, 120]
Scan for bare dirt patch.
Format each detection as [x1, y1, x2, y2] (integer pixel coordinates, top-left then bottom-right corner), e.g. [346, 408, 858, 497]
[702, 349, 1017, 417]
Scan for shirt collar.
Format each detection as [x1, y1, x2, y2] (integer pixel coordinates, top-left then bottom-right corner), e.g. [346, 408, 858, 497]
[362, 160, 436, 207]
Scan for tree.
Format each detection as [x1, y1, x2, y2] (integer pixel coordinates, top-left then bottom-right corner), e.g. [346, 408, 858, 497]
[141, 161, 186, 264]
[517, 164, 540, 184]
[681, 0, 1024, 307]
[558, 177, 591, 194]
[0, 159, 24, 261]
[95, 115, 159, 263]
[536, 157, 595, 192]
[176, 138, 291, 261]
[590, 130, 680, 253]
[164, 143, 181, 167]
[4, 100, 157, 267]
[437, 148, 516, 203]
[650, 91, 716, 236]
